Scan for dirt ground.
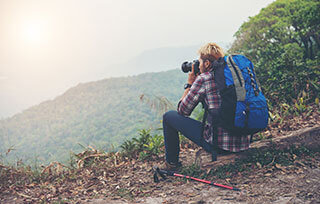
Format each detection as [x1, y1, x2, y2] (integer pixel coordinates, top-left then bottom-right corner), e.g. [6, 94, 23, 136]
[84, 150, 320, 204]
[1, 146, 320, 204]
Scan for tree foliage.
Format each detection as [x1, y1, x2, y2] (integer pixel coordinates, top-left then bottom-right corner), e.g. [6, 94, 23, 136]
[229, 0, 320, 105]
[0, 70, 186, 164]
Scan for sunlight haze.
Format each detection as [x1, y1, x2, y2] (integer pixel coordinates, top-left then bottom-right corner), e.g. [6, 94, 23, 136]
[0, 0, 275, 118]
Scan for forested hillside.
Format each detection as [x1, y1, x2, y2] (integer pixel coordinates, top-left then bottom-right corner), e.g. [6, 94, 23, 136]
[1, 0, 320, 203]
[0, 69, 187, 164]
[229, 0, 319, 105]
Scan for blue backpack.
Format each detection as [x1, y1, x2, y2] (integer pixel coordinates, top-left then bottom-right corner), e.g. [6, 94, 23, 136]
[208, 55, 269, 136]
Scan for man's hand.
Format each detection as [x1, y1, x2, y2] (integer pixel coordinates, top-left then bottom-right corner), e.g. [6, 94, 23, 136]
[180, 64, 199, 101]
[187, 64, 198, 85]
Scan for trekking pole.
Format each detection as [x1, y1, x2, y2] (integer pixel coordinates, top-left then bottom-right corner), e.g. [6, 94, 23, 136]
[153, 167, 240, 191]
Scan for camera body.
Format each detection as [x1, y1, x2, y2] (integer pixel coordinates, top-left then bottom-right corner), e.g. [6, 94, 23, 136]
[181, 60, 200, 75]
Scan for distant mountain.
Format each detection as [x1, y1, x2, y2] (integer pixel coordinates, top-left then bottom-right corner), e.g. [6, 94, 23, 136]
[0, 69, 188, 164]
[0, 43, 229, 119]
[122, 45, 200, 74]
[0, 43, 230, 164]
[93, 45, 200, 79]
[94, 42, 230, 78]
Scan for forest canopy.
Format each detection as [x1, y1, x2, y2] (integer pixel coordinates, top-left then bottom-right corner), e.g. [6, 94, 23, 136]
[229, 0, 320, 105]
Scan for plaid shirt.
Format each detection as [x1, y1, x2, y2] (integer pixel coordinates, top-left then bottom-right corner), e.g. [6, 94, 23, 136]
[178, 70, 250, 152]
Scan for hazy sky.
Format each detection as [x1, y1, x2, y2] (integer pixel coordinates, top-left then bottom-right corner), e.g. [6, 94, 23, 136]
[0, 0, 275, 118]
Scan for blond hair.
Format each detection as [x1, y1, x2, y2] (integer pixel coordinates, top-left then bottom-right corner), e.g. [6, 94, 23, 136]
[198, 43, 225, 61]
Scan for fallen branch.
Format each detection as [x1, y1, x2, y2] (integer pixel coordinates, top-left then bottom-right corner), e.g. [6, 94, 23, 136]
[202, 125, 320, 168]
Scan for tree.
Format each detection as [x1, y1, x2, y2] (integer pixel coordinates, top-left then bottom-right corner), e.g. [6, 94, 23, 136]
[229, 0, 320, 105]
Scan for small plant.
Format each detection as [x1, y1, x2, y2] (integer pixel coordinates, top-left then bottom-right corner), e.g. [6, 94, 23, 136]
[120, 128, 165, 161]
[132, 129, 152, 152]
[252, 132, 266, 142]
[137, 132, 164, 161]
[315, 98, 320, 111]
[116, 187, 134, 199]
[268, 102, 293, 125]
[293, 96, 314, 116]
[143, 134, 163, 155]
[294, 97, 307, 115]
[139, 94, 174, 116]
[67, 152, 78, 169]
[120, 140, 136, 158]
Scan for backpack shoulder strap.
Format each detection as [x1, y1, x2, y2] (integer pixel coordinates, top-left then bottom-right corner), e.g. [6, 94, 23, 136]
[226, 56, 246, 101]
[211, 57, 226, 91]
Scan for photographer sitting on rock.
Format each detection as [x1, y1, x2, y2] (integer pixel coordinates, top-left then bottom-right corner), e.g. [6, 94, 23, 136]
[161, 43, 251, 171]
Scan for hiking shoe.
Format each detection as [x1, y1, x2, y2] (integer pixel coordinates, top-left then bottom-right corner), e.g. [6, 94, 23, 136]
[159, 161, 182, 172]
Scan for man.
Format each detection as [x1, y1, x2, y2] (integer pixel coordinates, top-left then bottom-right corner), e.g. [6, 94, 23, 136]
[162, 43, 251, 171]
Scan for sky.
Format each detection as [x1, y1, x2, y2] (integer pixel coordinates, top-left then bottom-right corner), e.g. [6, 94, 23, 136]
[0, 0, 275, 118]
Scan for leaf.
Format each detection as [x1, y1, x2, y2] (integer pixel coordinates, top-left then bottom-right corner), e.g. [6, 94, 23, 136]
[206, 169, 211, 175]
[256, 162, 262, 168]
[275, 163, 282, 169]
[294, 161, 306, 167]
[292, 154, 297, 160]
[16, 192, 32, 198]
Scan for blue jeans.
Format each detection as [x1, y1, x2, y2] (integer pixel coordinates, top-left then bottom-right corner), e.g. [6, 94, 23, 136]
[163, 110, 213, 163]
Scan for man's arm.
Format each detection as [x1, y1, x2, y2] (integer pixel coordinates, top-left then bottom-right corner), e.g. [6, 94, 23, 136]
[180, 87, 190, 101]
[178, 74, 205, 116]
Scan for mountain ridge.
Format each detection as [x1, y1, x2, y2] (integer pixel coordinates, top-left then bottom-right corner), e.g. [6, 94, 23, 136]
[0, 69, 187, 164]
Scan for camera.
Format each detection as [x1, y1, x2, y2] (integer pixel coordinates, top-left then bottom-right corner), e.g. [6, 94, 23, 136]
[181, 60, 200, 75]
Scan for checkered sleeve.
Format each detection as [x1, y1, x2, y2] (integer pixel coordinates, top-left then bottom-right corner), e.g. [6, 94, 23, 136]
[178, 75, 205, 116]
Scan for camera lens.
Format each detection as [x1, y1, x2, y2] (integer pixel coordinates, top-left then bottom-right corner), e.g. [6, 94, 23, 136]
[181, 60, 200, 75]
[181, 61, 192, 73]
